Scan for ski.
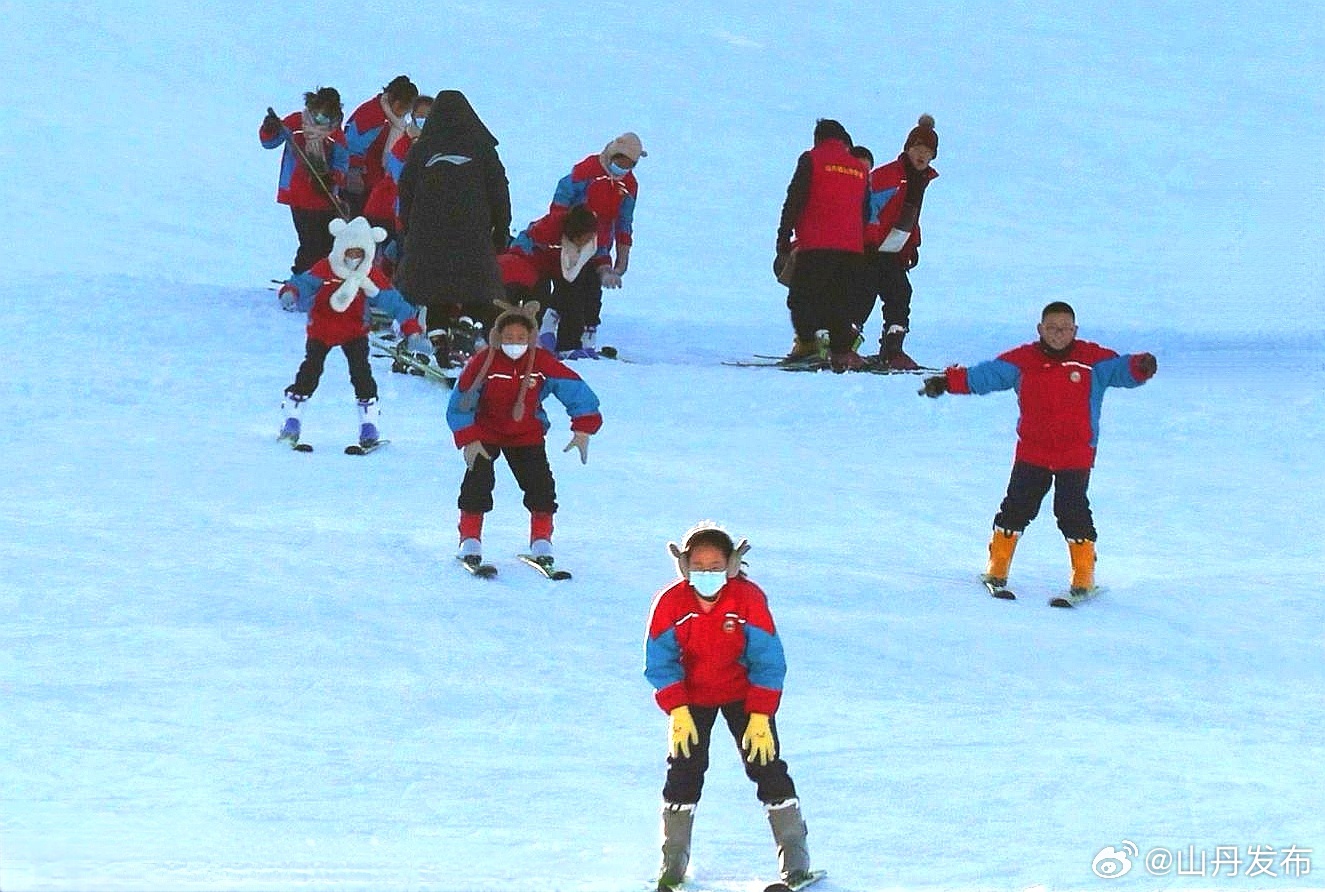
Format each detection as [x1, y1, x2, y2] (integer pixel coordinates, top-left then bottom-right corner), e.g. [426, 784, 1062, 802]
[279, 433, 313, 452]
[369, 332, 458, 388]
[517, 554, 572, 580]
[764, 869, 827, 892]
[345, 439, 389, 456]
[457, 555, 498, 579]
[980, 575, 1017, 600]
[1049, 587, 1102, 608]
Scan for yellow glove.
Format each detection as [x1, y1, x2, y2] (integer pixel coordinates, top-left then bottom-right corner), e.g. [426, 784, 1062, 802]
[742, 712, 775, 765]
[668, 705, 699, 759]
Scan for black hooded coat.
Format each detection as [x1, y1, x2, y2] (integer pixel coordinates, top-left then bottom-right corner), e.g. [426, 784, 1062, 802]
[395, 91, 511, 322]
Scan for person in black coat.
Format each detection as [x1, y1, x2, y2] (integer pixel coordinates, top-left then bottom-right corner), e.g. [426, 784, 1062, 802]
[395, 90, 511, 356]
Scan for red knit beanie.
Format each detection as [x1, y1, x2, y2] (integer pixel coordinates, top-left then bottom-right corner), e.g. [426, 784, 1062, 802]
[904, 114, 938, 158]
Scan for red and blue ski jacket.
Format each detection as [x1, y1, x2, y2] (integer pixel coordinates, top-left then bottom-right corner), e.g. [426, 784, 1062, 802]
[285, 259, 420, 347]
[946, 340, 1155, 470]
[865, 155, 938, 255]
[446, 348, 602, 448]
[344, 96, 394, 195]
[259, 112, 349, 211]
[645, 576, 786, 716]
[550, 155, 637, 268]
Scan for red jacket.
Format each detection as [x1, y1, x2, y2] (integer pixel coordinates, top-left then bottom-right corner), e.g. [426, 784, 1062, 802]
[865, 155, 938, 255]
[259, 112, 349, 211]
[778, 139, 868, 253]
[645, 576, 787, 715]
[362, 134, 413, 226]
[446, 348, 603, 448]
[287, 259, 419, 346]
[947, 340, 1154, 470]
[550, 155, 638, 267]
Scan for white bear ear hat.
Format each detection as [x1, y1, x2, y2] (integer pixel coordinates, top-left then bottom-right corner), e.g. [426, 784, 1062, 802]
[327, 216, 387, 311]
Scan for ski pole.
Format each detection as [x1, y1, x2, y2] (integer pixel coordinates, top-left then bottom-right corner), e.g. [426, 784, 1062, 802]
[267, 107, 351, 220]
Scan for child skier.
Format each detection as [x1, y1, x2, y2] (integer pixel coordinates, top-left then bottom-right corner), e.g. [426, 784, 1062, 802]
[277, 216, 424, 450]
[920, 301, 1157, 602]
[645, 523, 814, 890]
[445, 300, 602, 571]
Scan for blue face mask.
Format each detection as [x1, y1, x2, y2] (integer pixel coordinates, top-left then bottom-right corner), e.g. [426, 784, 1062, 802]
[411, 116, 426, 128]
[689, 570, 727, 600]
[608, 161, 632, 177]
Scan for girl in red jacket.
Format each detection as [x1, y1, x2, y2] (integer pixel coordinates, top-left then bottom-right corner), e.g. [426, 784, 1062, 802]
[645, 523, 813, 890]
[445, 301, 602, 568]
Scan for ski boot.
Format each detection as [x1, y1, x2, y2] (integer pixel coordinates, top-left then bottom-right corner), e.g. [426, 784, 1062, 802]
[278, 392, 307, 444]
[356, 397, 380, 448]
[657, 802, 695, 890]
[881, 325, 921, 371]
[1068, 538, 1097, 596]
[767, 798, 812, 885]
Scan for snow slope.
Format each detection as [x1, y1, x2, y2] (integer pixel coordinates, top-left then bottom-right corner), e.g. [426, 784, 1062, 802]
[2, 2, 1323, 891]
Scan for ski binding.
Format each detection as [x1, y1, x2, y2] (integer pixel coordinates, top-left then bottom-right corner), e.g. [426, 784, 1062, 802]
[765, 869, 827, 892]
[980, 574, 1016, 600]
[345, 438, 389, 456]
[458, 555, 498, 578]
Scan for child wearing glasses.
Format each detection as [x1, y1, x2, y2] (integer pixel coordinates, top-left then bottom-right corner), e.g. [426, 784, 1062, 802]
[920, 302, 1157, 602]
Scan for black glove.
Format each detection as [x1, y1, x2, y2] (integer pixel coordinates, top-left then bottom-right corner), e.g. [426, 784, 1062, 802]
[905, 247, 920, 270]
[263, 110, 282, 132]
[920, 375, 948, 398]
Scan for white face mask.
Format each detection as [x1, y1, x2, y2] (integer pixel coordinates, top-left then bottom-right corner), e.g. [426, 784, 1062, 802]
[689, 570, 727, 600]
[501, 343, 529, 360]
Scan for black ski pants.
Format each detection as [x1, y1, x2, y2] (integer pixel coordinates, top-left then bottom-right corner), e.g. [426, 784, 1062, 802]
[993, 461, 1096, 541]
[288, 336, 377, 402]
[545, 265, 603, 352]
[662, 701, 798, 807]
[457, 442, 558, 515]
[786, 249, 869, 352]
[861, 251, 913, 343]
[290, 207, 338, 274]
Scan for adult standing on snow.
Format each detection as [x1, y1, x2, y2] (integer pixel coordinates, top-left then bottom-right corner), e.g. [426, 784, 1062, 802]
[445, 301, 601, 574]
[645, 523, 814, 891]
[541, 132, 645, 358]
[395, 90, 511, 360]
[920, 302, 1157, 603]
[862, 114, 940, 371]
[776, 118, 871, 372]
[342, 75, 419, 218]
[259, 87, 349, 274]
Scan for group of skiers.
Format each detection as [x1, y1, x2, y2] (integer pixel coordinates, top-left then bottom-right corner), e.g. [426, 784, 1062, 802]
[776, 114, 939, 373]
[259, 82, 1159, 892]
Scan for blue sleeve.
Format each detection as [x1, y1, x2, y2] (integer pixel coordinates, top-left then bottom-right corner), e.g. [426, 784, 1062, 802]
[541, 373, 601, 420]
[552, 171, 585, 209]
[964, 358, 1021, 395]
[644, 627, 685, 692]
[742, 624, 787, 692]
[616, 192, 636, 242]
[329, 140, 349, 174]
[870, 185, 897, 222]
[345, 120, 383, 159]
[287, 270, 322, 313]
[368, 286, 419, 326]
[446, 381, 478, 434]
[1094, 354, 1145, 389]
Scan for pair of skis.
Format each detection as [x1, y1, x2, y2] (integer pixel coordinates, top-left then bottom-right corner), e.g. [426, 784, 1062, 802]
[280, 434, 388, 456]
[458, 554, 572, 581]
[724, 355, 936, 375]
[981, 576, 1101, 608]
[369, 331, 458, 388]
[657, 869, 826, 892]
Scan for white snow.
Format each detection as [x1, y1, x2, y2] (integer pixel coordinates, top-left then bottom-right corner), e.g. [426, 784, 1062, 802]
[2, 2, 1322, 891]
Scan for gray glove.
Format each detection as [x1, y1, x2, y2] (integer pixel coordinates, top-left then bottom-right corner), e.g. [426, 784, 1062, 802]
[462, 441, 492, 470]
[563, 431, 590, 464]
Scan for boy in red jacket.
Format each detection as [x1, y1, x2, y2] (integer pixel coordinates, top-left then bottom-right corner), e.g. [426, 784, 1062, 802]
[921, 302, 1157, 601]
[277, 216, 424, 450]
[445, 301, 602, 569]
[645, 523, 813, 890]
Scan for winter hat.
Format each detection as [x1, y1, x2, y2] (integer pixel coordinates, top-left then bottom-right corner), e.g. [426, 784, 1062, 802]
[668, 521, 751, 581]
[602, 132, 648, 165]
[326, 216, 387, 312]
[904, 114, 938, 158]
